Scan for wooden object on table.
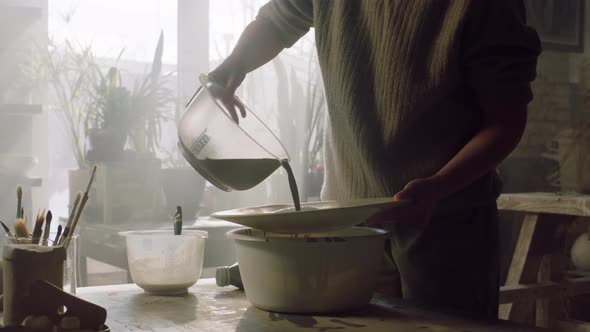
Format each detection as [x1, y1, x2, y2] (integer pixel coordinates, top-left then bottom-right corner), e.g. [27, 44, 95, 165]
[24, 280, 106, 330]
[498, 193, 590, 329]
[74, 278, 545, 332]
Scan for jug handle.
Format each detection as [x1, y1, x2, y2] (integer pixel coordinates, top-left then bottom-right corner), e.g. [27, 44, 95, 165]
[185, 84, 244, 111]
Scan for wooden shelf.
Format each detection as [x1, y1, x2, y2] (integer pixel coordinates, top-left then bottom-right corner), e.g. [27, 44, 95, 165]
[0, 104, 42, 115]
[0, 0, 45, 9]
[0, 175, 42, 187]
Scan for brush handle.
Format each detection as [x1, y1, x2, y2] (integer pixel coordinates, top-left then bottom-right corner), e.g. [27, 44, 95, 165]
[64, 193, 88, 249]
[32, 215, 44, 245]
[63, 167, 95, 249]
[53, 225, 62, 247]
[16, 186, 22, 219]
[16, 200, 21, 219]
[174, 206, 183, 235]
[42, 212, 52, 246]
[62, 194, 81, 245]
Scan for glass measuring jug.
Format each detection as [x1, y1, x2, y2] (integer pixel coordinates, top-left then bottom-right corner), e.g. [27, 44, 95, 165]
[177, 74, 290, 192]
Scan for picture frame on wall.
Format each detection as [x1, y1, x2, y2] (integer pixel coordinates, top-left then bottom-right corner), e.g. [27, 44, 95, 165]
[526, 0, 585, 53]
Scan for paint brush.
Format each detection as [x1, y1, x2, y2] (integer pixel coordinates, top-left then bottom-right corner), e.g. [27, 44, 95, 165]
[53, 225, 62, 247]
[32, 210, 45, 244]
[174, 206, 183, 235]
[60, 191, 81, 246]
[14, 218, 30, 238]
[16, 185, 22, 218]
[64, 165, 97, 249]
[0, 220, 13, 237]
[42, 210, 52, 246]
[1, 220, 18, 244]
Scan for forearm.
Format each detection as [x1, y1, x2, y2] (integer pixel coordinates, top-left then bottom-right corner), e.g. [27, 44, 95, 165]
[431, 106, 527, 199]
[223, 18, 286, 74]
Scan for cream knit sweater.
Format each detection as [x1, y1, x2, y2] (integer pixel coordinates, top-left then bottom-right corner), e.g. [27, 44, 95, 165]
[258, 1, 540, 208]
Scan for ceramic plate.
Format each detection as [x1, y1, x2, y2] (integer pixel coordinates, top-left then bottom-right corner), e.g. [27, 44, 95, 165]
[210, 198, 410, 234]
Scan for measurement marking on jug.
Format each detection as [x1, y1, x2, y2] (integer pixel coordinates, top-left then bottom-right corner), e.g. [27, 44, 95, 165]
[191, 129, 211, 155]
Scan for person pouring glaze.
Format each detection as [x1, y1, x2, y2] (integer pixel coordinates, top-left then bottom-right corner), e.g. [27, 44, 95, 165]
[209, 1, 541, 320]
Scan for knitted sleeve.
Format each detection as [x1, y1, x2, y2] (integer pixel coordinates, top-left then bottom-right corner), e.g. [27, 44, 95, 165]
[462, 0, 542, 107]
[257, 0, 313, 48]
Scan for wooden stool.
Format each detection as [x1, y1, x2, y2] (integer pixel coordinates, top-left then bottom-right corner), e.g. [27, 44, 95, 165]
[498, 193, 590, 329]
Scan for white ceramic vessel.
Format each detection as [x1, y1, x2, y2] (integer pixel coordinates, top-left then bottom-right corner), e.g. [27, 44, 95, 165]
[212, 198, 409, 234]
[572, 232, 590, 271]
[120, 230, 208, 295]
[227, 227, 388, 313]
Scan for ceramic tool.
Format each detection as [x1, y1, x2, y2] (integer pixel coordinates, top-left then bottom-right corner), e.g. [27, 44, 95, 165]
[16, 185, 22, 219]
[174, 206, 183, 235]
[53, 225, 62, 247]
[60, 191, 81, 246]
[42, 210, 52, 246]
[32, 210, 45, 244]
[64, 165, 97, 249]
[13, 218, 30, 238]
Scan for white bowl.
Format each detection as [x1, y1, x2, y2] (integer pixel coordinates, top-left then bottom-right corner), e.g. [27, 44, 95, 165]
[227, 227, 388, 313]
[212, 198, 409, 234]
[120, 230, 208, 295]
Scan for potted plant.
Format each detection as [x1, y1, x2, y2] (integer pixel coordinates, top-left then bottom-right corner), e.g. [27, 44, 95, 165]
[85, 31, 174, 164]
[46, 31, 174, 223]
[85, 68, 131, 163]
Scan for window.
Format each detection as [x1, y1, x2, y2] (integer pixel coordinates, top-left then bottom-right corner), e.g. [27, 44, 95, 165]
[2, 0, 325, 286]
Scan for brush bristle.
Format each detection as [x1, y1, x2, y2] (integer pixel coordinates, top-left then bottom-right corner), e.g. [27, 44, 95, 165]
[14, 219, 30, 238]
[0, 220, 11, 234]
[16, 185, 22, 197]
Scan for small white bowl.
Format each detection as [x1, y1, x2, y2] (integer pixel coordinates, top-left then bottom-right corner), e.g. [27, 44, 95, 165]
[120, 230, 208, 295]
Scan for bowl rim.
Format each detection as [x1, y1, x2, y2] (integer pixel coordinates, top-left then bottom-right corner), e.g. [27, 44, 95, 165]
[119, 229, 208, 239]
[226, 226, 389, 242]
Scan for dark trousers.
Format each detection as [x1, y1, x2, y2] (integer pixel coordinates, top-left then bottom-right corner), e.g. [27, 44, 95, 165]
[377, 205, 499, 320]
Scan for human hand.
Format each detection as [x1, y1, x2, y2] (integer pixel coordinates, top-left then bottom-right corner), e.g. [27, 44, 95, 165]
[208, 58, 247, 124]
[366, 177, 446, 228]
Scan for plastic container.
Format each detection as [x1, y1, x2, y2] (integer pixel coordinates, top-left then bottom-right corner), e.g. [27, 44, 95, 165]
[177, 74, 290, 191]
[120, 230, 208, 295]
[226, 227, 388, 313]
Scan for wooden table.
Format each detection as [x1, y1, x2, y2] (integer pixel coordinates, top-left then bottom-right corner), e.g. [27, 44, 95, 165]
[498, 193, 590, 330]
[76, 278, 545, 332]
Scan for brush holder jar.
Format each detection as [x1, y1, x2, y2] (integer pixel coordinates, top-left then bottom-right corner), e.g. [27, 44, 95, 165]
[2, 244, 66, 326]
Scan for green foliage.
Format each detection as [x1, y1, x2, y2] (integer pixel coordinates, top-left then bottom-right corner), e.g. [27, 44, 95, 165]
[45, 31, 174, 167]
[45, 39, 102, 168]
[86, 32, 175, 155]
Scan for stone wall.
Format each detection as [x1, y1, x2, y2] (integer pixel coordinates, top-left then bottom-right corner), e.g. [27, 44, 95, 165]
[500, 51, 590, 193]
